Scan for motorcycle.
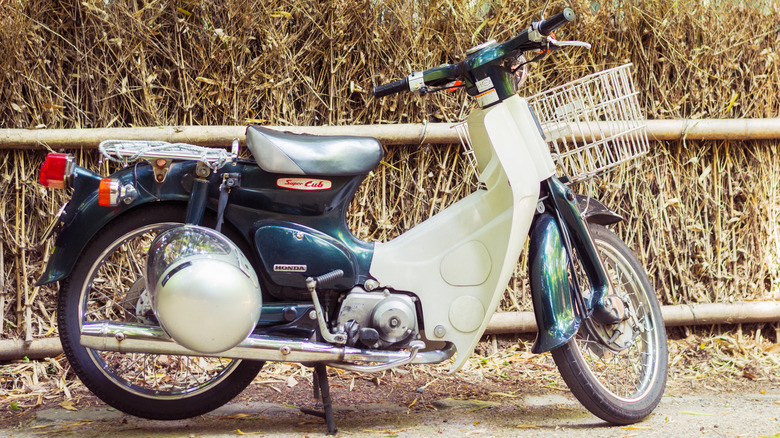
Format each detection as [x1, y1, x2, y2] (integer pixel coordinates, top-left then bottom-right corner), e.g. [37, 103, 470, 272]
[37, 8, 667, 433]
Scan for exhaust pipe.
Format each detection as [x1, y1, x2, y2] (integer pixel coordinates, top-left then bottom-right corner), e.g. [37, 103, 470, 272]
[80, 321, 454, 366]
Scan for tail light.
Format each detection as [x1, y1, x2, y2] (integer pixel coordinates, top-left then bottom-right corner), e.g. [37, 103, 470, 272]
[40, 153, 74, 189]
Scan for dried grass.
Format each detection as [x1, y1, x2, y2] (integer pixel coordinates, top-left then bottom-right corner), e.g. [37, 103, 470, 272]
[0, 0, 778, 383]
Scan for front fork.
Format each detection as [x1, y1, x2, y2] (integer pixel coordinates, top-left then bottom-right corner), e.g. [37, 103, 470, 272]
[529, 176, 628, 354]
[546, 177, 628, 325]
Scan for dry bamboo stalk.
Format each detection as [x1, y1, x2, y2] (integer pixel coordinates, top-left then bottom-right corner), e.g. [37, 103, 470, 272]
[14, 152, 21, 327]
[18, 151, 32, 343]
[485, 301, 780, 334]
[0, 244, 4, 336]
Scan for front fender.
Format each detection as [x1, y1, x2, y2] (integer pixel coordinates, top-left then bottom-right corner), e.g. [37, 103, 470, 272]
[527, 194, 623, 353]
[528, 212, 580, 354]
[36, 162, 194, 286]
[575, 195, 623, 226]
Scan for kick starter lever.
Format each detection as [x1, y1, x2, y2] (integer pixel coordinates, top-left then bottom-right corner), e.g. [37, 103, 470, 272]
[306, 269, 346, 344]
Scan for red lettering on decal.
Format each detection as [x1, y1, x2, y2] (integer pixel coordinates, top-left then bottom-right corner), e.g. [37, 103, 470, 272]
[277, 178, 332, 191]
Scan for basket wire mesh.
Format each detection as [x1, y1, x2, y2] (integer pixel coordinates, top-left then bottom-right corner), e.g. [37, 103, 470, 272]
[526, 63, 649, 182]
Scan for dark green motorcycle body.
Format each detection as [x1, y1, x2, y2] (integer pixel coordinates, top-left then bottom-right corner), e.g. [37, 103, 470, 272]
[37, 160, 373, 300]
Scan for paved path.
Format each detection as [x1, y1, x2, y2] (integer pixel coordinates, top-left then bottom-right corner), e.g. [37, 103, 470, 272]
[1, 384, 778, 437]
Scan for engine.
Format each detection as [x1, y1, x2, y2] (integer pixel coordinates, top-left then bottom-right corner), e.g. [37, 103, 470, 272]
[335, 288, 419, 349]
[146, 225, 262, 354]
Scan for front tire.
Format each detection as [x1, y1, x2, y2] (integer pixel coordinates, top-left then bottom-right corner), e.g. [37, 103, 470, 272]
[551, 224, 668, 424]
[58, 204, 263, 420]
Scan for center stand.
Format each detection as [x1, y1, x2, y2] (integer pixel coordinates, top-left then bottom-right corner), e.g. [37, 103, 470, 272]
[300, 363, 337, 435]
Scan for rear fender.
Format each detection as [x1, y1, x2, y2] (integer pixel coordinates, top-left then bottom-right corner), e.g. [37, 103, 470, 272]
[36, 163, 195, 286]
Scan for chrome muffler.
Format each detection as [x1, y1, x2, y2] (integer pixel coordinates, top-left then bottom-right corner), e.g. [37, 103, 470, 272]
[80, 321, 454, 368]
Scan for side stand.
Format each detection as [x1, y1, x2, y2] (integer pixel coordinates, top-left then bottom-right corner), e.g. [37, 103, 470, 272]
[300, 363, 337, 435]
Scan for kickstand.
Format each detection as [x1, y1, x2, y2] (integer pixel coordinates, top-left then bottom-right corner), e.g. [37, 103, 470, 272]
[300, 363, 337, 435]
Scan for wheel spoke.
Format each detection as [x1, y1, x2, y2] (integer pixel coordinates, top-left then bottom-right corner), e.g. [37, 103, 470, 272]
[566, 228, 665, 401]
[80, 222, 241, 399]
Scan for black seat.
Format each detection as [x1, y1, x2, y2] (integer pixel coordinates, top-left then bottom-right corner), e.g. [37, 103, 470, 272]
[245, 126, 383, 176]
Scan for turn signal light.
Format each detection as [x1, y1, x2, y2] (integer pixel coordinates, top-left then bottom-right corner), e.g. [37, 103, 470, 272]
[98, 179, 120, 207]
[39, 153, 74, 189]
[98, 179, 138, 207]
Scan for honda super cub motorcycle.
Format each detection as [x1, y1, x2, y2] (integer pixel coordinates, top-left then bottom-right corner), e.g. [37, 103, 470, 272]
[37, 8, 667, 432]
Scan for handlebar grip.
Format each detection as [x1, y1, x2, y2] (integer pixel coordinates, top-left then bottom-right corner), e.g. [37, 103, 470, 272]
[538, 8, 575, 36]
[373, 77, 409, 98]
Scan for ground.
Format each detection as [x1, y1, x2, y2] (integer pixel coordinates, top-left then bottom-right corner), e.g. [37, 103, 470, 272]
[0, 334, 778, 437]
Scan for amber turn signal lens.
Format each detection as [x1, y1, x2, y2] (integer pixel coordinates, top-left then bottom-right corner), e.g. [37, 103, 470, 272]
[98, 178, 120, 207]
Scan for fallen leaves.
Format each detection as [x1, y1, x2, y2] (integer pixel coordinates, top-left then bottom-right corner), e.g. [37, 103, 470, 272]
[622, 425, 652, 430]
[679, 411, 715, 416]
[59, 400, 77, 411]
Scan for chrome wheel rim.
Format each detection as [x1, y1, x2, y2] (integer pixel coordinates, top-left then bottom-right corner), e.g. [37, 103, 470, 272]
[575, 238, 662, 402]
[78, 223, 241, 400]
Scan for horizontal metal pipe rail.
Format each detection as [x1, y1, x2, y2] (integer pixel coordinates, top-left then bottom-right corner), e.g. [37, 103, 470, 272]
[485, 301, 780, 335]
[2, 119, 780, 150]
[1, 301, 777, 361]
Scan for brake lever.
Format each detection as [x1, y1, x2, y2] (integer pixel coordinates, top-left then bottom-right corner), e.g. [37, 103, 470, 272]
[548, 37, 592, 50]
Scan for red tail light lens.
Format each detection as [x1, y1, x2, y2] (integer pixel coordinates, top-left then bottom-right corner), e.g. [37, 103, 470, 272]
[40, 153, 74, 189]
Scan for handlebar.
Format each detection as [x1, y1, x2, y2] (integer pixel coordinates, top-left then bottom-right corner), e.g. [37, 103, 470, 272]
[536, 8, 575, 36]
[372, 8, 577, 98]
[373, 77, 409, 98]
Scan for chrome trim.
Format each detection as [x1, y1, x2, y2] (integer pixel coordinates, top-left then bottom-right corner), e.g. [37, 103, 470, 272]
[106, 179, 120, 206]
[63, 155, 75, 183]
[39, 202, 69, 245]
[80, 321, 455, 369]
[327, 340, 425, 372]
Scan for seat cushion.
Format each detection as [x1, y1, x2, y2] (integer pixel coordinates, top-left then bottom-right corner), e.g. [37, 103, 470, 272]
[245, 126, 384, 176]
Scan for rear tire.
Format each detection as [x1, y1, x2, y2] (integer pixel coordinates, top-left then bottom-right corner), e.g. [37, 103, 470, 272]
[58, 204, 263, 420]
[551, 224, 667, 424]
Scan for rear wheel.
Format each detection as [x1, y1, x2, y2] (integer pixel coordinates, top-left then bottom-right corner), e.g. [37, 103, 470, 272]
[551, 224, 667, 424]
[58, 205, 263, 420]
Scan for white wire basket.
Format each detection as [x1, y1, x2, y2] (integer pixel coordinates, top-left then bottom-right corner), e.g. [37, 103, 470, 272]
[526, 63, 649, 182]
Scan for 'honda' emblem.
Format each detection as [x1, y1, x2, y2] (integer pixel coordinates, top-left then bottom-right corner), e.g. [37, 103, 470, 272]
[277, 178, 332, 191]
[274, 264, 307, 272]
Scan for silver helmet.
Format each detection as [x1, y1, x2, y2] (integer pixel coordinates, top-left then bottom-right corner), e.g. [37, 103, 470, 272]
[146, 225, 262, 354]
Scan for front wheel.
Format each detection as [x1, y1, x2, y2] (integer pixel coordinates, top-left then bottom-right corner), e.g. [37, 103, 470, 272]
[58, 204, 264, 420]
[551, 224, 668, 424]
